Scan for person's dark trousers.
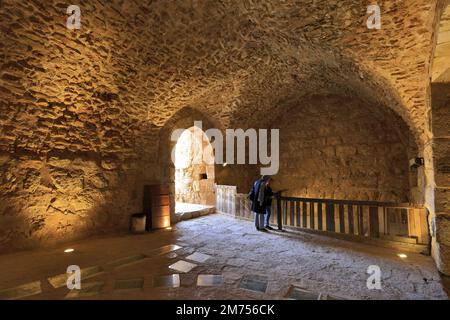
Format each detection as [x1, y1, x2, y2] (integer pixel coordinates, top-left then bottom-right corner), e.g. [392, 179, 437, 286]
[254, 212, 264, 230]
[264, 206, 272, 228]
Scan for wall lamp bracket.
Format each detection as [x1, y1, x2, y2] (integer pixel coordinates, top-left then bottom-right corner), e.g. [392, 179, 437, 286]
[409, 157, 424, 169]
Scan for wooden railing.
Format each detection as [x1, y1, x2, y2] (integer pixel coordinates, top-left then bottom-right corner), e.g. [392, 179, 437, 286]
[216, 185, 430, 246]
[274, 195, 430, 245]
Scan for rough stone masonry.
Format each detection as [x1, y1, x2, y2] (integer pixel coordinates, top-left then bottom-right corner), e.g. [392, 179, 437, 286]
[0, 0, 449, 275]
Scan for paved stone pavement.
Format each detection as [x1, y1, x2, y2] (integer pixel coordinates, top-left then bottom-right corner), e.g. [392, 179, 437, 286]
[0, 214, 448, 300]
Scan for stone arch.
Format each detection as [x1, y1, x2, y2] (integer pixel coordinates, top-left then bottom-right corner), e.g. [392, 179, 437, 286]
[173, 125, 216, 206]
[158, 107, 223, 223]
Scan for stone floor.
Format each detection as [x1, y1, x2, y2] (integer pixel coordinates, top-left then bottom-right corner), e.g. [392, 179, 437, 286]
[0, 214, 448, 300]
[175, 202, 213, 214]
[174, 202, 215, 222]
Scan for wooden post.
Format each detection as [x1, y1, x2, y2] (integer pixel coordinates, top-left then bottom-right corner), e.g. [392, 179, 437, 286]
[277, 192, 282, 230]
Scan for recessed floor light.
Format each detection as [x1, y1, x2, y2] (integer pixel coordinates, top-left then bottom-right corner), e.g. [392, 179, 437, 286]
[64, 248, 75, 253]
[397, 253, 407, 259]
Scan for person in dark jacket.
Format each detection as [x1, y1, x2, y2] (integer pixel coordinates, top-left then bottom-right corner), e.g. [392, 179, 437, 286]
[248, 175, 270, 231]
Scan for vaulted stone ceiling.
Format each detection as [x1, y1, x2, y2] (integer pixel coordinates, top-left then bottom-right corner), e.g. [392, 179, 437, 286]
[0, 0, 442, 161]
[433, 1, 450, 82]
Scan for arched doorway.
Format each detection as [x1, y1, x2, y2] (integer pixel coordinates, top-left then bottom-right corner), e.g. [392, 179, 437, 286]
[174, 126, 216, 214]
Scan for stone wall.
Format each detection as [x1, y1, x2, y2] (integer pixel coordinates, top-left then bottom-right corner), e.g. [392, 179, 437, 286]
[0, 153, 148, 251]
[431, 83, 450, 274]
[0, 0, 444, 266]
[270, 96, 416, 203]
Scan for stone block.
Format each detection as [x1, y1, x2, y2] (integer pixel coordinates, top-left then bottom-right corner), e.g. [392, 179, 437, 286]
[434, 241, 450, 276]
[433, 138, 450, 187]
[436, 213, 450, 244]
[431, 83, 450, 137]
[435, 187, 450, 214]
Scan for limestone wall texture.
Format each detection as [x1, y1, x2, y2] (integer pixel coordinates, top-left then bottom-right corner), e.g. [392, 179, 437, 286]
[271, 96, 415, 203]
[430, 83, 450, 274]
[429, 1, 450, 275]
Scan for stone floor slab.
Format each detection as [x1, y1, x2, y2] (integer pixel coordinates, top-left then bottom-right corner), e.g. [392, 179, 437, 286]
[169, 260, 197, 273]
[65, 281, 105, 299]
[48, 266, 103, 289]
[147, 244, 182, 257]
[321, 294, 348, 300]
[197, 275, 224, 286]
[153, 274, 180, 288]
[240, 275, 268, 293]
[0, 281, 42, 300]
[114, 278, 144, 291]
[286, 286, 321, 300]
[186, 252, 212, 263]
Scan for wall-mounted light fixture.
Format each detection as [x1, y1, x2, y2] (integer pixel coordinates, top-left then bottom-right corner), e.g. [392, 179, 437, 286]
[409, 157, 424, 169]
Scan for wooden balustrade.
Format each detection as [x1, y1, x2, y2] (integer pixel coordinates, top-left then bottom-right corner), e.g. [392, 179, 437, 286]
[274, 195, 430, 245]
[215, 185, 430, 247]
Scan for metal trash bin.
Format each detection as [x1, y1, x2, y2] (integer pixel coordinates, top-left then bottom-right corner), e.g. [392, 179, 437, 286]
[130, 213, 146, 234]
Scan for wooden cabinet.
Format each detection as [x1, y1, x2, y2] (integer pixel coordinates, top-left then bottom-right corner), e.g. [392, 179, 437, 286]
[143, 184, 171, 230]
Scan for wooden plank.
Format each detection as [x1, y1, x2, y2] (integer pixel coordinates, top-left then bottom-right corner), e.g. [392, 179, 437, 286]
[348, 205, 354, 235]
[326, 203, 335, 232]
[419, 208, 429, 245]
[290, 201, 295, 226]
[333, 204, 340, 233]
[298, 201, 302, 227]
[305, 202, 311, 229]
[378, 207, 385, 235]
[369, 206, 379, 237]
[317, 202, 323, 231]
[278, 196, 407, 208]
[151, 206, 170, 217]
[363, 206, 370, 237]
[386, 208, 392, 236]
[339, 204, 345, 233]
[284, 200, 288, 225]
[152, 215, 170, 228]
[302, 202, 307, 228]
[358, 206, 364, 236]
[322, 203, 327, 231]
[270, 202, 276, 224]
[313, 202, 318, 230]
[296, 201, 301, 227]
[276, 197, 282, 230]
[343, 205, 349, 234]
[151, 195, 170, 206]
[412, 208, 422, 243]
[408, 208, 416, 238]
